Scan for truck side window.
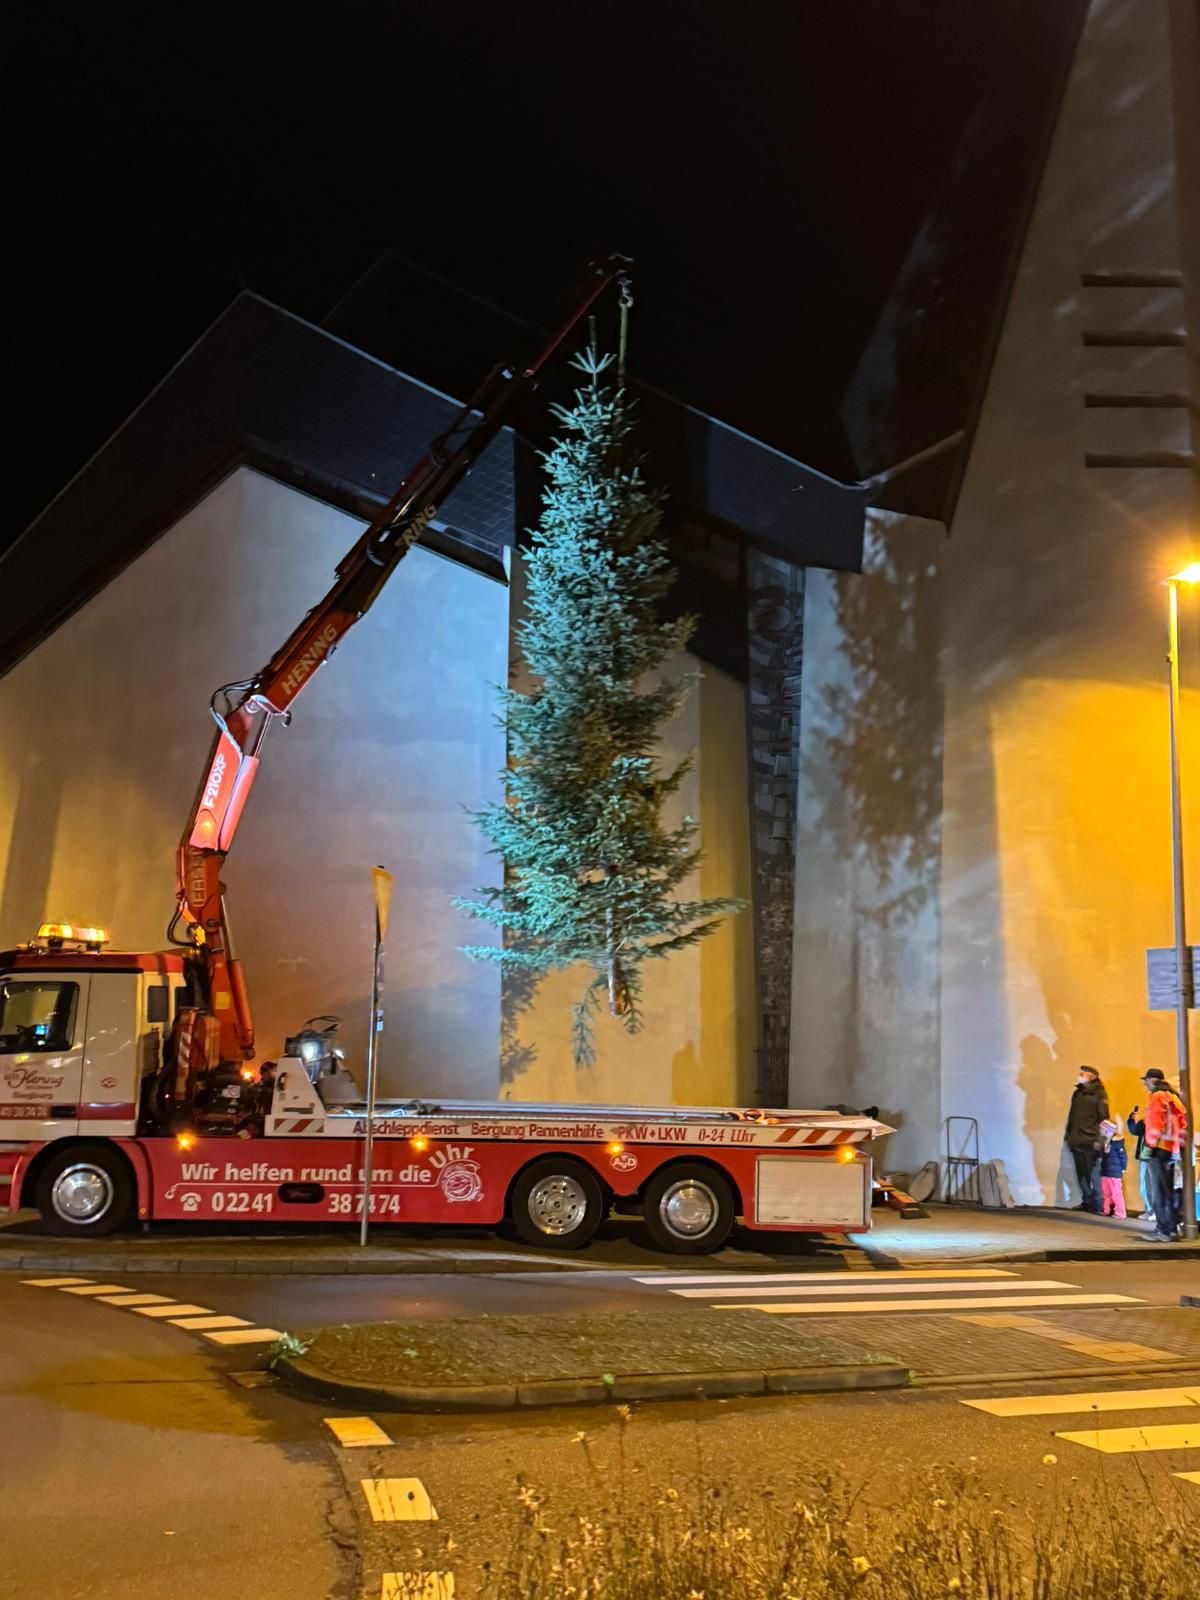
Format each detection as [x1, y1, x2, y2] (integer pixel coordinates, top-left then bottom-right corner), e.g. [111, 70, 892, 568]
[146, 986, 169, 1024]
[0, 981, 80, 1053]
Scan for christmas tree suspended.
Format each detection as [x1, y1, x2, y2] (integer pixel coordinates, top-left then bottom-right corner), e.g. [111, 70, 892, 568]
[456, 346, 741, 1067]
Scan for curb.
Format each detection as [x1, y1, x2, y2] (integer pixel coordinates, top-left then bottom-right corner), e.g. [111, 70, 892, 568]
[275, 1355, 912, 1413]
[916, 1356, 1200, 1389]
[0, 1250, 599, 1277]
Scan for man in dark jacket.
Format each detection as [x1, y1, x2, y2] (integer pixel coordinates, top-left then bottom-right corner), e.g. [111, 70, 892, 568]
[1064, 1066, 1109, 1214]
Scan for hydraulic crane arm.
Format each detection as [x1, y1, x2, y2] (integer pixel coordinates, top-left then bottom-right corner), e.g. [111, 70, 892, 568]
[174, 257, 633, 1064]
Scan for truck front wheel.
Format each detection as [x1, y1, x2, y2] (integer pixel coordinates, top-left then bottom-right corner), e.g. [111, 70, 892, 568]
[36, 1144, 133, 1238]
[509, 1158, 605, 1250]
[642, 1163, 734, 1254]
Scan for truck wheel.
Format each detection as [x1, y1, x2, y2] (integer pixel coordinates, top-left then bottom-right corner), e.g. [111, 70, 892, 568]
[643, 1163, 734, 1254]
[36, 1145, 133, 1238]
[509, 1158, 605, 1250]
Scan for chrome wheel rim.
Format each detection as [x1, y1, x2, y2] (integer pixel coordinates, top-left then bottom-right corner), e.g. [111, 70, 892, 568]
[527, 1174, 589, 1236]
[52, 1164, 114, 1224]
[660, 1179, 718, 1238]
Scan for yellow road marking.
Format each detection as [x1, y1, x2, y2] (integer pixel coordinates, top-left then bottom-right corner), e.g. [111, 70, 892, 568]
[21, 1277, 93, 1287]
[1056, 1422, 1200, 1454]
[965, 1386, 1200, 1417]
[362, 1478, 439, 1522]
[204, 1327, 282, 1345]
[1176, 1471, 1200, 1484]
[382, 1575, 454, 1599]
[170, 1314, 250, 1331]
[955, 1313, 1177, 1363]
[636, 1268, 1018, 1285]
[97, 1293, 173, 1307]
[56, 1283, 131, 1296]
[676, 1279, 1075, 1300]
[722, 1293, 1140, 1315]
[325, 1416, 394, 1448]
[131, 1303, 210, 1318]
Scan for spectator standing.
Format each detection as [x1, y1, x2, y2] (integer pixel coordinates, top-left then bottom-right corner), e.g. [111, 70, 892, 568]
[1127, 1099, 1154, 1224]
[1138, 1069, 1189, 1243]
[1063, 1066, 1109, 1215]
[1097, 1119, 1127, 1218]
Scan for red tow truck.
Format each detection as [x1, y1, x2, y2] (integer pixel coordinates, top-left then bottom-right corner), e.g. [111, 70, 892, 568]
[0, 261, 890, 1252]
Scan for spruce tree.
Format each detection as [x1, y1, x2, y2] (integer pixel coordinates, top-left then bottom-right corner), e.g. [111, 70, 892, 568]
[456, 348, 740, 1067]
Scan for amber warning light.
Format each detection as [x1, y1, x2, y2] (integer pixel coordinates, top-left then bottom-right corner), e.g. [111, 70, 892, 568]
[35, 922, 110, 949]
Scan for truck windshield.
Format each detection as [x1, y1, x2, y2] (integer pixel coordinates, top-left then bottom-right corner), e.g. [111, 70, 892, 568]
[0, 981, 79, 1053]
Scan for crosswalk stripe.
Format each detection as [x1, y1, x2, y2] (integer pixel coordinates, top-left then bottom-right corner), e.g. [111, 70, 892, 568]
[170, 1314, 251, 1331]
[1055, 1422, 1200, 1454]
[325, 1416, 394, 1448]
[362, 1479, 438, 1522]
[718, 1292, 1140, 1315]
[56, 1283, 131, 1296]
[21, 1276, 93, 1287]
[1176, 1472, 1200, 1484]
[633, 1268, 1017, 1286]
[204, 1327, 282, 1345]
[131, 1302, 210, 1318]
[964, 1386, 1200, 1418]
[381, 1574, 454, 1598]
[672, 1278, 1074, 1300]
[96, 1293, 174, 1307]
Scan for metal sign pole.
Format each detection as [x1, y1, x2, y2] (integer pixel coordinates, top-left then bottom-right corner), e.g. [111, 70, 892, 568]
[1166, 583, 1196, 1239]
[360, 866, 393, 1248]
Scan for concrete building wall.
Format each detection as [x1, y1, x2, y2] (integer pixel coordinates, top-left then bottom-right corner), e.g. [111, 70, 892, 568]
[939, 0, 1199, 1205]
[790, 510, 945, 1176]
[0, 467, 509, 1098]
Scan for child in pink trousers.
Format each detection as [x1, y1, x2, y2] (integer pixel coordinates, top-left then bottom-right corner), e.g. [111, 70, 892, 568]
[1098, 1119, 1128, 1218]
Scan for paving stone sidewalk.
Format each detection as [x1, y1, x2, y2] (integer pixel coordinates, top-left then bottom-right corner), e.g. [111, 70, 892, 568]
[842, 1203, 1200, 1264]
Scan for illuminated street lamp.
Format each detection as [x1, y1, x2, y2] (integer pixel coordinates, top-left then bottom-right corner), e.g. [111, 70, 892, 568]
[1166, 563, 1199, 1239]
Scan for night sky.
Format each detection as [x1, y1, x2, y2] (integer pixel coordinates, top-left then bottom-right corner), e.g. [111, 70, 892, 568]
[7, 1, 1085, 554]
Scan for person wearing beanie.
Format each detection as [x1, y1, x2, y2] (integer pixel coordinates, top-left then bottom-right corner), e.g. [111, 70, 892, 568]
[1063, 1066, 1110, 1215]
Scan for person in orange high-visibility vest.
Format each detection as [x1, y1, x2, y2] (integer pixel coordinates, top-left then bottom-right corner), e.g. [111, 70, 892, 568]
[1138, 1069, 1188, 1243]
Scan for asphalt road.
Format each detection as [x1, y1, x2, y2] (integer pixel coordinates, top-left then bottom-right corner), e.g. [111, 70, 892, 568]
[3, 1260, 1198, 1599]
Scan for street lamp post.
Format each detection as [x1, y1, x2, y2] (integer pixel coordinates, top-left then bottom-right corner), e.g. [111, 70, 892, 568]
[1166, 564, 1200, 1240]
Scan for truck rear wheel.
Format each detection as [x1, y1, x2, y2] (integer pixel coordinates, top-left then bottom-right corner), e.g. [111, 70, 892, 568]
[509, 1158, 605, 1250]
[36, 1144, 133, 1238]
[642, 1162, 734, 1254]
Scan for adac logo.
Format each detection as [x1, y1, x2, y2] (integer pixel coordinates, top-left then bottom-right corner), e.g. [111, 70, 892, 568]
[437, 1160, 483, 1204]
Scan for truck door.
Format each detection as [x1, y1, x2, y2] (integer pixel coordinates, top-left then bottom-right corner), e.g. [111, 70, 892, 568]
[0, 973, 89, 1142]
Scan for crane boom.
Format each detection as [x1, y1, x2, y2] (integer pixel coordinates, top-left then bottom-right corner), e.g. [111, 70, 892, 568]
[174, 257, 633, 1066]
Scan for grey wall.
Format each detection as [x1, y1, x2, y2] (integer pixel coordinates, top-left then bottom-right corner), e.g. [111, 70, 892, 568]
[0, 467, 508, 1097]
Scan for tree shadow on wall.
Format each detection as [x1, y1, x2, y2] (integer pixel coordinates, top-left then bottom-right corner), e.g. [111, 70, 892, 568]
[499, 962, 539, 1089]
[809, 517, 944, 932]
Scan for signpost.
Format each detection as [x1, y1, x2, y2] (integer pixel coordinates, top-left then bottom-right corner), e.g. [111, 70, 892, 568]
[1145, 946, 1199, 1012]
[360, 865, 393, 1247]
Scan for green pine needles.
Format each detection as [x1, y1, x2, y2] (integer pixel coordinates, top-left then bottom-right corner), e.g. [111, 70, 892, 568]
[456, 347, 741, 1068]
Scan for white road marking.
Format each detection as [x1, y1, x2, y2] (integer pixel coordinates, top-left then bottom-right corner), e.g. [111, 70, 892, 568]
[56, 1283, 132, 1296]
[1055, 1422, 1200, 1454]
[21, 1276, 93, 1287]
[382, 1575, 454, 1598]
[719, 1293, 1141, 1315]
[325, 1416, 394, 1448]
[362, 1478, 439, 1522]
[204, 1327, 282, 1345]
[96, 1292, 174, 1307]
[170, 1314, 251, 1331]
[673, 1278, 1074, 1300]
[1176, 1471, 1200, 1485]
[964, 1386, 1200, 1418]
[131, 1302, 211, 1318]
[633, 1268, 1018, 1286]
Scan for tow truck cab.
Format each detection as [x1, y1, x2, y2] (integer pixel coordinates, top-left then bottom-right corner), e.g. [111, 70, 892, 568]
[0, 926, 188, 1160]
